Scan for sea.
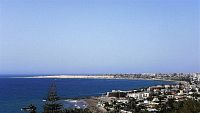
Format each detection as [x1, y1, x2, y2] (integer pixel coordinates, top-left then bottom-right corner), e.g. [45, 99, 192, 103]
[0, 77, 175, 113]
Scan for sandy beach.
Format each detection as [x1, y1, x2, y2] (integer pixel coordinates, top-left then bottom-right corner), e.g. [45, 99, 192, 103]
[84, 97, 107, 113]
[17, 75, 115, 79]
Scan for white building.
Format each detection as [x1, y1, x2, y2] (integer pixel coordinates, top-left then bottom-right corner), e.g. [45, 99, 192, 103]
[117, 99, 129, 103]
[127, 92, 150, 100]
[165, 85, 171, 89]
[167, 95, 174, 99]
[127, 92, 143, 100]
[143, 92, 150, 98]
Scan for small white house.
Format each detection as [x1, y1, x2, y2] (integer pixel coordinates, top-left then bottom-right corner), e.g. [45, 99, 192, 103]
[142, 92, 150, 98]
[127, 93, 143, 100]
[167, 95, 174, 99]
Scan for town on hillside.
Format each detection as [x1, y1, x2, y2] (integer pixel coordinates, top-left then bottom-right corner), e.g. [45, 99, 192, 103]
[94, 73, 200, 113]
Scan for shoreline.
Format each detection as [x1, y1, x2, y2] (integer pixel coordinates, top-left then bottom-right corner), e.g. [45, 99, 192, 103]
[59, 78, 179, 112]
[12, 75, 115, 79]
[11, 75, 181, 83]
[8, 75, 187, 113]
[83, 96, 107, 113]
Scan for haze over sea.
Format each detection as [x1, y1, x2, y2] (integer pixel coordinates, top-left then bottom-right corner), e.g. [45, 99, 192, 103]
[0, 1, 199, 113]
[0, 76, 175, 113]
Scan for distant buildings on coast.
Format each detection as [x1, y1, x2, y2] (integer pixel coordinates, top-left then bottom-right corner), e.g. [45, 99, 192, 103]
[96, 73, 200, 113]
[23, 73, 200, 83]
[103, 73, 200, 82]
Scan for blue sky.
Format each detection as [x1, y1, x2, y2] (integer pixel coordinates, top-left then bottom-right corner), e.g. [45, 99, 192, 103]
[0, 0, 199, 75]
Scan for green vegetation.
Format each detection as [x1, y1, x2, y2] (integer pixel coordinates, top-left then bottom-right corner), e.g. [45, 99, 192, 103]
[139, 99, 200, 113]
[43, 83, 63, 113]
[104, 98, 200, 113]
[42, 83, 92, 113]
[162, 99, 200, 113]
[138, 99, 200, 113]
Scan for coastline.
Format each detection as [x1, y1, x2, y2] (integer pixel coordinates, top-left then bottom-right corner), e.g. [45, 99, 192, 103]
[83, 96, 107, 113]
[12, 74, 183, 87]
[12, 75, 181, 83]
[5, 75, 189, 113]
[49, 76, 178, 112]
[13, 75, 115, 79]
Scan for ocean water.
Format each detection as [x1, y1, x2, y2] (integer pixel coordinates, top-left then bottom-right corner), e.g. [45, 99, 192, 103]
[0, 78, 175, 113]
